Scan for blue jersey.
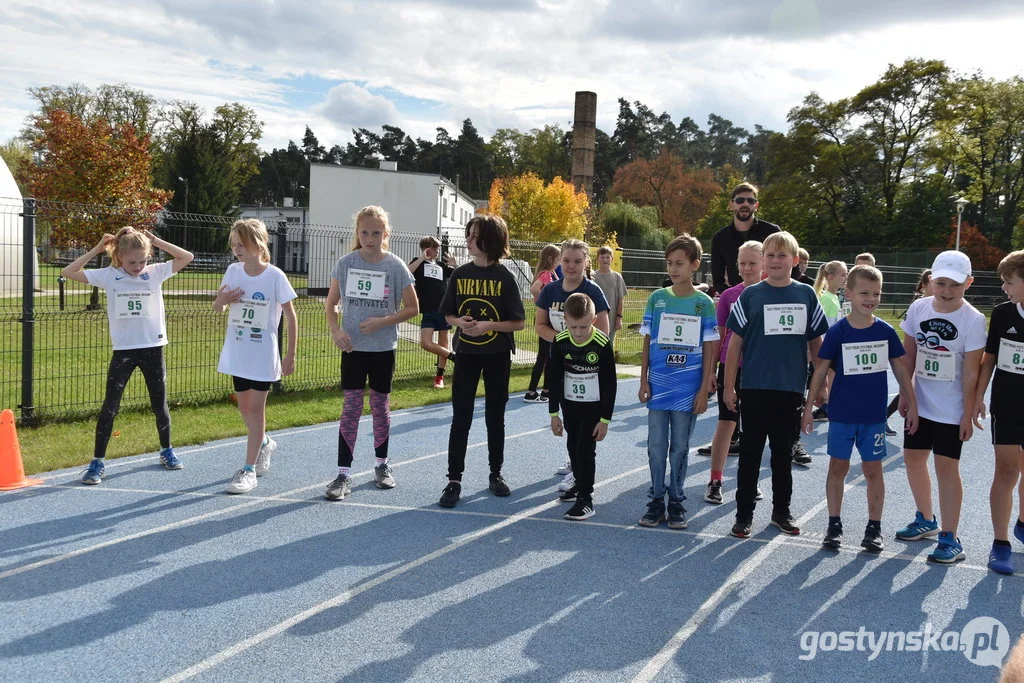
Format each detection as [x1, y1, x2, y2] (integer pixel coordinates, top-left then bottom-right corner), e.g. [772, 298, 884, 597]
[641, 288, 719, 411]
[818, 318, 905, 423]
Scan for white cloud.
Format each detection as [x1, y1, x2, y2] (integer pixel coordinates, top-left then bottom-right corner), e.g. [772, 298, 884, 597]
[316, 83, 401, 131]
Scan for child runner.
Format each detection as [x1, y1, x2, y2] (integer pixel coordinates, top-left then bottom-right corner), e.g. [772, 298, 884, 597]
[896, 250, 986, 563]
[525, 244, 561, 403]
[214, 219, 297, 494]
[547, 293, 617, 520]
[725, 231, 828, 538]
[638, 234, 718, 529]
[408, 235, 456, 389]
[972, 250, 1024, 574]
[885, 268, 933, 433]
[536, 239, 611, 493]
[62, 227, 194, 485]
[438, 215, 526, 508]
[703, 240, 763, 505]
[814, 261, 848, 327]
[324, 206, 418, 500]
[591, 245, 628, 350]
[802, 265, 918, 552]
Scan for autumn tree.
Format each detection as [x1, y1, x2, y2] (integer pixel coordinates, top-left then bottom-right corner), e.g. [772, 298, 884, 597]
[947, 220, 1005, 270]
[607, 151, 720, 235]
[487, 172, 588, 243]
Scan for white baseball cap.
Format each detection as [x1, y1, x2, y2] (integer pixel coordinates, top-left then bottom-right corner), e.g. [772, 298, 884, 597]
[931, 250, 972, 284]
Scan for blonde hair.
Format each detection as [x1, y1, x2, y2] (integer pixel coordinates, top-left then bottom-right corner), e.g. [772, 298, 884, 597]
[230, 218, 271, 264]
[738, 240, 763, 257]
[855, 252, 876, 266]
[846, 264, 882, 290]
[762, 231, 799, 258]
[533, 244, 561, 282]
[814, 260, 847, 297]
[107, 226, 152, 268]
[352, 205, 391, 252]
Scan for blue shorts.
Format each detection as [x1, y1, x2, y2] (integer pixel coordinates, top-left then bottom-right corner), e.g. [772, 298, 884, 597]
[828, 422, 887, 462]
[420, 310, 451, 331]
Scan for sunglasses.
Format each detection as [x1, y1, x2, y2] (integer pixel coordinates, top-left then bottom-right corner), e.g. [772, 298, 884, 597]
[732, 197, 757, 205]
[915, 332, 941, 349]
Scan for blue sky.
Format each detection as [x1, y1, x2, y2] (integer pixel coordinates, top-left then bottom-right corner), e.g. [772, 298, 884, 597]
[2, 0, 1024, 154]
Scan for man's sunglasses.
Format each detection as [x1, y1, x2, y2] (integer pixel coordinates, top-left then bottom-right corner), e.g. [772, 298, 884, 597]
[732, 197, 757, 205]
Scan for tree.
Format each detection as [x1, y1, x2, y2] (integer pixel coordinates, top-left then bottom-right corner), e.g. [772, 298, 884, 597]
[301, 126, 326, 163]
[0, 138, 32, 195]
[452, 118, 491, 197]
[487, 172, 588, 243]
[599, 198, 667, 251]
[607, 151, 720, 236]
[948, 220, 1005, 270]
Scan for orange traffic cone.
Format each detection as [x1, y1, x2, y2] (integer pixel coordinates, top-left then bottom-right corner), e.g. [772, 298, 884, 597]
[0, 409, 43, 491]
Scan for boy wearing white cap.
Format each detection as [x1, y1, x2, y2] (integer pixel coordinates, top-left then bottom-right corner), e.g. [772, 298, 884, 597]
[895, 250, 986, 564]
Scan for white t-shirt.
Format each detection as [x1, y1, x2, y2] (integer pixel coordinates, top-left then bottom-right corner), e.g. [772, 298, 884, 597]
[901, 296, 987, 425]
[216, 262, 297, 382]
[84, 261, 176, 351]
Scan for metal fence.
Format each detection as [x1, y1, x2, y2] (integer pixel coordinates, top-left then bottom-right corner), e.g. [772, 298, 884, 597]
[0, 196, 1011, 424]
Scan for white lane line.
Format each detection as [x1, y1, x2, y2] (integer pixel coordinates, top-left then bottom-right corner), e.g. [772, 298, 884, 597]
[0, 428, 547, 581]
[161, 464, 648, 683]
[631, 449, 905, 683]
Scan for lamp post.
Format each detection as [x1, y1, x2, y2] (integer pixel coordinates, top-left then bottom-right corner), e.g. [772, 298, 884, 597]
[177, 176, 189, 214]
[953, 196, 969, 251]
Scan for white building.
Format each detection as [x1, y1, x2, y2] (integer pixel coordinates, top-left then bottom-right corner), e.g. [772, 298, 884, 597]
[238, 199, 309, 273]
[308, 162, 476, 289]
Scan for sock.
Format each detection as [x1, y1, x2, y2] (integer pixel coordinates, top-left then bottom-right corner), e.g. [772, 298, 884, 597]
[711, 470, 723, 482]
[867, 519, 881, 529]
[375, 457, 387, 466]
[242, 464, 255, 472]
[338, 466, 351, 476]
[448, 479, 461, 485]
[261, 435, 269, 446]
[435, 366, 444, 377]
[829, 516, 841, 526]
[995, 539, 1012, 547]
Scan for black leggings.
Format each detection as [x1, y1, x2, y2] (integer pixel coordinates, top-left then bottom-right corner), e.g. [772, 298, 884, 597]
[446, 352, 511, 481]
[561, 401, 602, 498]
[886, 395, 899, 419]
[95, 346, 171, 459]
[528, 337, 550, 392]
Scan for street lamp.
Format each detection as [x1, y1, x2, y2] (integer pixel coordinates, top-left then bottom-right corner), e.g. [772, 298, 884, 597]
[177, 176, 189, 214]
[953, 196, 969, 251]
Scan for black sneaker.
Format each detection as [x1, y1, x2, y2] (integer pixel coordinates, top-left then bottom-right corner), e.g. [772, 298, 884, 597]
[558, 486, 578, 502]
[755, 486, 764, 501]
[885, 426, 897, 436]
[488, 473, 511, 497]
[728, 439, 741, 456]
[731, 520, 752, 539]
[523, 390, 545, 403]
[667, 502, 687, 529]
[771, 514, 801, 535]
[638, 499, 665, 527]
[564, 498, 595, 521]
[696, 444, 712, 456]
[861, 525, 884, 553]
[704, 480, 723, 504]
[823, 521, 843, 550]
[792, 442, 812, 467]
[812, 407, 829, 422]
[439, 481, 461, 508]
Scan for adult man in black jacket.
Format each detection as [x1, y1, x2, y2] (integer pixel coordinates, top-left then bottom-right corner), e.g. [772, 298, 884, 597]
[710, 183, 779, 294]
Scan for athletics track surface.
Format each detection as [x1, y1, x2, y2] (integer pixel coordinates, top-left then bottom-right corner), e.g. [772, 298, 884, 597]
[1, 377, 1020, 682]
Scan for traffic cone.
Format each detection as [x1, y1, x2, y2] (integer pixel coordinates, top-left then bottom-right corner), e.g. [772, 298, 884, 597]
[0, 409, 43, 491]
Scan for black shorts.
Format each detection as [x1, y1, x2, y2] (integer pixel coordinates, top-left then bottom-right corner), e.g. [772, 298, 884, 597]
[992, 413, 1024, 447]
[904, 415, 964, 460]
[341, 350, 396, 394]
[716, 363, 741, 422]
[233, 376, 273, 392]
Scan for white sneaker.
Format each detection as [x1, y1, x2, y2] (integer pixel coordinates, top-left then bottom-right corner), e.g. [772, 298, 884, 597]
[556, 458, 573, 476]
[254, 437, 277, 476]
[226, 469, 257, 494]
[557, 471, 576, 492]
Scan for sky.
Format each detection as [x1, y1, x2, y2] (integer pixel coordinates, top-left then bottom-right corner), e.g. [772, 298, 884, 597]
[3, 0, 1024, 154]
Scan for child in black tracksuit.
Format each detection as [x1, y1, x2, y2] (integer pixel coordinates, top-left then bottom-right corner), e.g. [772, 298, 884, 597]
[547, 292, 617, 520]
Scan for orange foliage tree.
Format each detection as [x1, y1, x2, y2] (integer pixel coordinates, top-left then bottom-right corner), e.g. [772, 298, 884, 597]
[23, 109, 171, 248]
[488, 172, 588, 243]
[607, 150, 720, 235]
[946, 220, 1005, 270]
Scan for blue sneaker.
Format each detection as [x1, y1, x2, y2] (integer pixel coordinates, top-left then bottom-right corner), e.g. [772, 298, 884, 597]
[988, 543, 1013, 575]
[160, 447, 183, 470]
[1014, 522, 1024, 547]
[82, 458, 105, 485]
[928, 531, 966, 564]
[895, 511, 939, 541]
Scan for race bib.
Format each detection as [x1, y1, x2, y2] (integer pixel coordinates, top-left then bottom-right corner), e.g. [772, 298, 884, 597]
[997, 338, 1024, 375]
[549, 309, 566, 332]
[841, 340, 888, 375]
[764, 304, 807, 336]
[114, 291, 154, 319]
[657, 313, 701, 348]
[841, 301, 852, 317]
[229, 298, 270, 329]
[423, 263, 443, 280]
[915, 347, 955, 382]
[345, 269, 386, 300]
[564, 371, 600, 402]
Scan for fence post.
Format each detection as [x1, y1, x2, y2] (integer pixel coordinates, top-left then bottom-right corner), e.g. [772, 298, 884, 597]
[20, 198, 36, 424]
[273, 223, 287, 393]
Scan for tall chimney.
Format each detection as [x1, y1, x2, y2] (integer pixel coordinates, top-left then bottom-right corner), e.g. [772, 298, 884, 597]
[571, 91, 597, 203]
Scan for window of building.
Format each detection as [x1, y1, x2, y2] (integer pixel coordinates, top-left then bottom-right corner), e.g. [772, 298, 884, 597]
[443, 198, 448, 218]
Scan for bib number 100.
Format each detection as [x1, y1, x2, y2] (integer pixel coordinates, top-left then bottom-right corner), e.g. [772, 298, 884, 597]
[855, 352, 878, 365]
